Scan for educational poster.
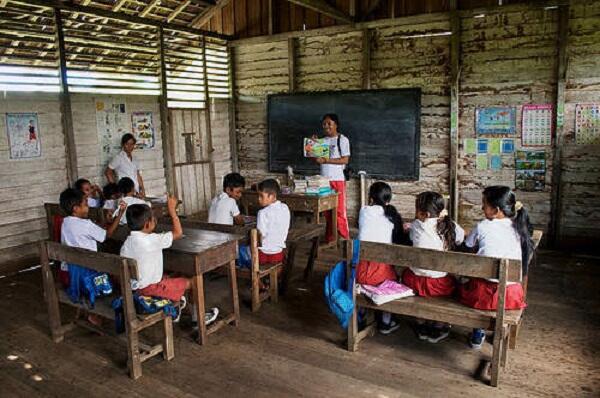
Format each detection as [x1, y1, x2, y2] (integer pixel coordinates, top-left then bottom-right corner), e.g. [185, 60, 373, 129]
[476, 155, 488, 170]
[515, 150, 546, 191]
[96, 99, 127, 166]
[501, 139, 515, 154]
[5, 113, 41, 159]
[489, 138, 501, 155]
[131, 111, 155, 149]
[463, 138, 476, 155]
[476, 107, 517, 135]
[522, 104, 553, 146]
[575, 104, 600, 144]
[490, 155, 502, 171]
[477, 138, 488, 154]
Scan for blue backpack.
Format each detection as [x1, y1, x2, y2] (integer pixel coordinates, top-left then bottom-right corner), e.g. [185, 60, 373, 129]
[324, 240, 360, 329]
[66, 264, 113, 308]
[111, 295, 178, 334]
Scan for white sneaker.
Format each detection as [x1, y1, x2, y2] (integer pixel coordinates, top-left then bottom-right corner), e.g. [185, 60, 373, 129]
[173, 296, 187, 323]
[193, 307, 219, 330]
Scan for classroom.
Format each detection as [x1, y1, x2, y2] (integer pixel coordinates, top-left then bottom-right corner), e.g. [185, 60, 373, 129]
[0, 0, 598, 396]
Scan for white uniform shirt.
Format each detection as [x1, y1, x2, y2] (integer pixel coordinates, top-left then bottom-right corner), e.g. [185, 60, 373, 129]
[208, 192, 240, 225]
[108, 150, 141, 192]
[358, 205, 393, 244]
[120, 231, 173, 290]
[61, 216, 106, 252]
[257, 201, 290, 254]
[409, 218, 465, 278]
[87, 197, 101, 208]
[103, 199, 117, 211]
[113, 196, 151, 225]
[320, 134, 350, 182]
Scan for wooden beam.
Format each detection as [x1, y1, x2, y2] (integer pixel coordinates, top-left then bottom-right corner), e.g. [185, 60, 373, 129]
[361, 0, 383, 22]
[191, 0, 231, 29]
[227, 45, 239, 172]
[550, 3, 570, 247]
[202, 37, 217, 199]
[158, 27, 176, 196]
[268, 0, 273, 35]
[361, 29, 370, 89]
[349, 0, 356, 18]
[288, 37, 295, 93]
[167, 0, 191, 23]
[140, 0, 161, 18]
[11, 0, 232, 40]
[449, 0, 460, 221]
[113, 0, 129, 12]
[286, 0, 354, 24]
[54, 8, 77, 186]
[0, 0, 9, 7]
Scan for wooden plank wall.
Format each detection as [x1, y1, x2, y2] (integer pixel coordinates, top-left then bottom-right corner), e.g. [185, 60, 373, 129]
[0, 93, 67, 273]
[560, 0, 600, 245]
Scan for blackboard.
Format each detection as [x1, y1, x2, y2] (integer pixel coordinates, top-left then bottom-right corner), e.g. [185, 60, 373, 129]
[267, 88, 421, 180]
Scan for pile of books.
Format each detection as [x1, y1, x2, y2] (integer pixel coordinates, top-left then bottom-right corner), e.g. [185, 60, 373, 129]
[293, 179, 308, 193]
[358, 280, 414, 306]
[305, 175, 332, 195]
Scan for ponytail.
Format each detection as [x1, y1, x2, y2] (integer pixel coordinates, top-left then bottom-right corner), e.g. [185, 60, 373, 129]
[514, 203, 534, 275]
[416, 191, 456, 250]
[368, 181, 410, 245]
[436, 214, 457, 251]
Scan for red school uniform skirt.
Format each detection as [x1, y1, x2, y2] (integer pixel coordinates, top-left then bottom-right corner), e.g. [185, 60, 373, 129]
[457, 278, 526, 311]
[258, 250, 286, 265]
[402, 268, 455, 297]
[356, 260, 397, 286]
[137, 276, 188, 303]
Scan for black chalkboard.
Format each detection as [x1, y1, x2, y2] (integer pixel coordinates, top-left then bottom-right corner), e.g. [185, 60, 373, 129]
[267, 89, 421, 180]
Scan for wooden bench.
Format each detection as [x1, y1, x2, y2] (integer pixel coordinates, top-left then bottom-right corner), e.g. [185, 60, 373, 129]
[344, 230, 542, 387]
[40, 240, 175, 379]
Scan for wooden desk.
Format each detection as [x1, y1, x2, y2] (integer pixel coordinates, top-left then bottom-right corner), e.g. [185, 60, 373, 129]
[158, 225, 242, 345]
[240, 191, 338, 245]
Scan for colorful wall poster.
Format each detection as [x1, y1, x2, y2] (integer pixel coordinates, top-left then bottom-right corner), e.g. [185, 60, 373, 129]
[464, 138, 476, 155]
[5, 113, 41, 159]
[476, 155, 488, 170]
[476, 106, 517, 135]
[501, 138, 515, 154]
[490, 155, 502, 171]
[303, 137, 330, 158]
[515, 150, 546, 191]
[575, 104, 600, 144]
[477, 139, 488, 154]
[522, 104, 553, 146]
[96, 99, 128, 166]
[489, 138, 501, 155]
[131, 111, 155, 149]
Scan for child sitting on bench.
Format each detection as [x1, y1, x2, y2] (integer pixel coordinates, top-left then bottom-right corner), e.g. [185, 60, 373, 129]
[120, 198, 218, 326]
[208, 172, 246, 226]
[256, 179, 290, 266]
[458, 185, 534, 349]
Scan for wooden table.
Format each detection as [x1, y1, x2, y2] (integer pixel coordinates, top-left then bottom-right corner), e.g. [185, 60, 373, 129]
[158, 225, 242, 345]
[240, 191, 338, 246]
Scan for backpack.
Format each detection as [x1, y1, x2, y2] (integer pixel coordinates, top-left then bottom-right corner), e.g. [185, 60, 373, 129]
[66, 263, 113, 308]
[324, 239, 360, 329]
[336, 134, 354, 181]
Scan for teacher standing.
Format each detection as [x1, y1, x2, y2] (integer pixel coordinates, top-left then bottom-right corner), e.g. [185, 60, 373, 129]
[105, 133, 145, 197]
[314, 113, 350, 241]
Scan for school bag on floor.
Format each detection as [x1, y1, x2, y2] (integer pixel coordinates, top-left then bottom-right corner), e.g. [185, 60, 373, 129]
[324, 239, 360, 329]
[111, 295, 178, 334]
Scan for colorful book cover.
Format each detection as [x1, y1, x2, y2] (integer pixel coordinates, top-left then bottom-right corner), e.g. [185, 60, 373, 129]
[303, 137, 330, 158]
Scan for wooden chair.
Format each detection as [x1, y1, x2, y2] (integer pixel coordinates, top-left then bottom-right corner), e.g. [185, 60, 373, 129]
[344, 230, 542, 387]
[40, 240, 174, 379]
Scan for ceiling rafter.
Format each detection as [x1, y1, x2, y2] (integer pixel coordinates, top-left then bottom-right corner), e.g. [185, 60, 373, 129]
[167, 0, 191, 23]
[140, 0, 161, 18]
[190, 0, 230, 28]
[112, 0, 129, 12]
[285, 0, 353, 24]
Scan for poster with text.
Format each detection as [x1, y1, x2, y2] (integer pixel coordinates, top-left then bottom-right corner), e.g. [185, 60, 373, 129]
[522, 104, 553, 146]
[96, 99, 128, 166]
[515, 150, 545, 191]
[6, 113, 41, 159]
[575, 104, 600, 144]
[131, 111, 155, 149]
[476, 106, 517, 135]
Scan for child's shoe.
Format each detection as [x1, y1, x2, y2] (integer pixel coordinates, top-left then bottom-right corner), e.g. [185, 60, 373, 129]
[174, 296, 187, 323]
[192, 307, 220, 330]
[469, 328, 486, 349]
[426, 325, 450, 344]
[379, 319, 400, 335]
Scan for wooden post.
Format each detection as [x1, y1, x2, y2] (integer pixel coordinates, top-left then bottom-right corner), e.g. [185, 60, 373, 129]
[550, 4, 570, 248]
[268, 0, 274, 35]
[490, 258, 509, 387]
[158, 27, 176, 196]
[202, 37, 217, 199]
[361, 29, 371, 90]
[349, 0, 356, 19]
[288, 37, 296, 93]
[54, 8, 77, 185]
[449, 1, 460, 221]
[227, 46, 239, 172]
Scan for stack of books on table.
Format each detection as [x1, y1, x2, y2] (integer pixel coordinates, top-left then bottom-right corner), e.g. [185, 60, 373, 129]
[305, 175, 332, 196]
[293, 179, 308, 193]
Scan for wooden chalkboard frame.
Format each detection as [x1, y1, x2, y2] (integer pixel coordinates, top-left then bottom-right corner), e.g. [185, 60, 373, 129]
[267, 88, 421, 181]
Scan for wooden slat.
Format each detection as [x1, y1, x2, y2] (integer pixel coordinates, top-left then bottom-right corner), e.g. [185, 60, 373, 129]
[286, 0, 353, 24]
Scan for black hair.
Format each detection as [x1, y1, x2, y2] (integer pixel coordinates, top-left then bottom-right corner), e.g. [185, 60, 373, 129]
[257, 178, 280, 197]
[368, 181, 410, 245]
[117, 177, 135, 195]
[121, 133, 136, 147]
[482, 185, 534, 274]
[321, 113, 340, 128]
[59, 188, 84, 216]
[415, 191, 457, 251]
[74, 178, 90, 192]
[126, 204, 153, 231]
[223, 172, 245, 191]
[103, 182, 119, 199]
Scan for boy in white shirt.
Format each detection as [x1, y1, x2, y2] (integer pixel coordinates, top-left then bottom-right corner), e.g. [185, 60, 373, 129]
[120, 198, 218, 325]
[102, 182, 121, 222]
[256, 179, 290, 266]
[113, 177, 151, 225]
[74, 178, 102, 208]
[208, 172, 245, 225]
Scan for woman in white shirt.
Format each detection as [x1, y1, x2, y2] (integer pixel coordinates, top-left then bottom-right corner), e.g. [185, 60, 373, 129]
[105, 133, 145, 197]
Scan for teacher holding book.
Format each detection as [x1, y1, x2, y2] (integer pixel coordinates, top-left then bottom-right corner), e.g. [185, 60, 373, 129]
[313, 113, 350, 242]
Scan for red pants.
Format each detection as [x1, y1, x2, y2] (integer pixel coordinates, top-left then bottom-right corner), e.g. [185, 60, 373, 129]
[137, 276, 188, 302]
[356, 260, 397, 286]
[326, 180, 350, 242]
[259, 250, 285, 265]
[457, 278, 526, 310]
[402, 268, 455, 297]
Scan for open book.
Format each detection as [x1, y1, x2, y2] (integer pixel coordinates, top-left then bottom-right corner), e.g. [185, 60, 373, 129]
[358, 280, 414, 306]
[303, 137, 330, 158]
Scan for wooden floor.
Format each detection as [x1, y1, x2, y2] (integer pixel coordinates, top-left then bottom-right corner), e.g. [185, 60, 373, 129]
[0, 246, 599, 397]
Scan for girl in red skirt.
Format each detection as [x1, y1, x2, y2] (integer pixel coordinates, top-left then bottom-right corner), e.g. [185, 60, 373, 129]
[458, 185, 534, 349]
[402, 191, 465, 343]
[356, 182, 410, 335]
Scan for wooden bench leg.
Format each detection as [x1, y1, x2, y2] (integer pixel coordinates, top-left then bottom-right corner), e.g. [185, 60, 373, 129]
[490, 326, 505, 387]
[194, 273, 208, 345]
[162, 316, 174, 361]
[280, 242, 297, 295]
[126, 331, 143, 380]
[347, 306, 359, 352]
[269, 270, 278, 304]
[509, 322, 519, 349]
[251, 272, 261, 313]
[501, 331, 509, 368]
[41, 244, 65, 343]
[227, 260, 240, 327]
[303, 236, 319, 281]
